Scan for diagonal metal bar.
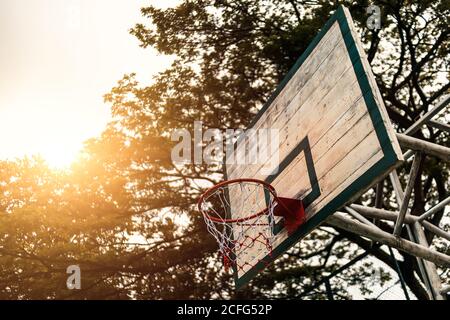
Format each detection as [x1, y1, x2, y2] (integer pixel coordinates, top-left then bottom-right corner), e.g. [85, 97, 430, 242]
[388, 171, 419, 244]
[327, 213, 450, 267]
[404, 94, 450, 135]
[350, 204, 414, 223]
[389, 170, 405, 203]
[428, 120, 450, 133]
[345, 206, 379, 227]
[417, 196, 450, 222]
[349, 204, 450, 242]
[411, 222, 445, 300]
[393, 153, 422, 236]
[387, 170, 433, 295]
[421, 221, 450, 242]
[403, 149, 415, 161]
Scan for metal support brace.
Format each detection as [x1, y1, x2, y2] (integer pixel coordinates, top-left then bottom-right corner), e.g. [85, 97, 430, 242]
[411, 222, 445, 300]
[349, 204, 450, 241]
[417, 196, 450, 222]
[404, 94, 449, 135]
[327, 213, 450, 267]
[428, 120, 450, 133]
[393, 153, 422, 236]
[396, 134, 450, 162]
[316, 95, 449, 300]
[345, 205, 379, 227]
[388, 170, 444, 300]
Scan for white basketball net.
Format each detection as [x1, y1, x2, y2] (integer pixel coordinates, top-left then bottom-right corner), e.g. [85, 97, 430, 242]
[199, 180, 277, 272]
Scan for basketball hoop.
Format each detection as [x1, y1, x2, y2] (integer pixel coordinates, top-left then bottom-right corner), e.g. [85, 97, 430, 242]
[198, 178, 305, 272]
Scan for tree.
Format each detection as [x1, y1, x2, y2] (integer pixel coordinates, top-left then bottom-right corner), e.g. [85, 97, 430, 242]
[0, 0, 448, 299]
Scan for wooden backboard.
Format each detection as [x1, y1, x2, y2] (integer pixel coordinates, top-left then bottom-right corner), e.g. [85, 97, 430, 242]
[226, 5, 403, 288]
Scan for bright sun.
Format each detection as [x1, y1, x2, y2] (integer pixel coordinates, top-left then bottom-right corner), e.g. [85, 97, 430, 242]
[0, 92, 112, 172]
[0, 101, 96, 170]
[39, 147, 80, 169]
[26, 122, 88, 169]
[0, 1, 172, 169]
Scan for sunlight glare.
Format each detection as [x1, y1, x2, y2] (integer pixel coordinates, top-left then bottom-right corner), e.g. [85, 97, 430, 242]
[0, 99, 91, 170]
[38, 147, 80, 169]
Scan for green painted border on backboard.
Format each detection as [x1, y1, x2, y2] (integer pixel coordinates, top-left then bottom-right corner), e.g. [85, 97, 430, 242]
[232, 5, 402, 288]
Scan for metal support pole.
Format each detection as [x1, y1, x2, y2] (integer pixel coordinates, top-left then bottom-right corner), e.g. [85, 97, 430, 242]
[396, 134, 450, 162]
[428, 120, 450, 133]
[421, 221, 450, 241]
[350, 204, 415, 222]
[327, 213, 450, 267]
[393, 153, 422, 236]
[388, 169, 445, 300]
[345, 205, 379, 227]
[403, 149, 415, 161]
[417, 196, 450, 222]
[411, 222, 445, 300]
[404, 94, 450, 135]
[389, 171, 432, 295]
[349, 204, 450, 241]
[389, 171, 405, 204]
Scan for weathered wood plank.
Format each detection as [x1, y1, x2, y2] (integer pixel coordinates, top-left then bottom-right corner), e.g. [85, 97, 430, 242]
[278, 111, 379, 201]
[228, 7, 404, 282]
[248, 23, 341, 129]
[237, 118, 384, 274]
[227, 22, 345, 176]
[230, 46, 359, 180]
[307, 143, 383, 215]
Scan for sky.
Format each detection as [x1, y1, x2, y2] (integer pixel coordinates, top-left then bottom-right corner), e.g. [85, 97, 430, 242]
[0, 0, 176, 167]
